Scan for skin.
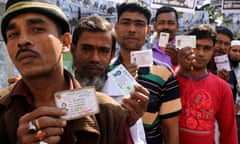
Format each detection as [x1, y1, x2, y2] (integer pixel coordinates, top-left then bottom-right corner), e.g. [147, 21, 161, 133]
[70, 30, 149, 125]
[229, 45, 240, 63]
[178, 38, 214, 78]
[5, 13, 71, 143]
[214, 33, 231, 56]
[71, 31, 113, 77]
[192, 38, 214, 77]
[115, 11, 179, 144]
[154, 12, 179, 41]
[212, 33, 232, 81]
[154, 12, 179, 65]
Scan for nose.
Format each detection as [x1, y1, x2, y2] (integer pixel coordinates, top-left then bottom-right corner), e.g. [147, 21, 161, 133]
[17, 33, 33, 48]
[91, 50, 100, 63]
[128, 23, 136, 33]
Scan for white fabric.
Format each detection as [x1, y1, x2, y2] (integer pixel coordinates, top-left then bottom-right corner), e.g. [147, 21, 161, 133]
[102, 78, 147, 144]
[231, 40, 240, 46]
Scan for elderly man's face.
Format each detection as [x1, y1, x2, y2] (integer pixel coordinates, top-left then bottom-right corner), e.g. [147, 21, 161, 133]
[71, 31, 113, 90]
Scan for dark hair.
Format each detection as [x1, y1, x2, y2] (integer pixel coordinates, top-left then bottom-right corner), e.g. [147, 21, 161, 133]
[72, 16, 116, 53]
[215, 26, 233, 40]
[117, 2, 151, 24]
[188, 24, 217, 44]
[155, 6, 178, 23]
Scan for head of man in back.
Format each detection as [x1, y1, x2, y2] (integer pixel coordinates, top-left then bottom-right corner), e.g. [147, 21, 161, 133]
[1, 0, 70, 79]
[71, 16, 116, 90]
[229, 40, 240, 68]
[153, 6, 179, 41]
[214, 26, 233, 56]
[115, 2, 151, 52]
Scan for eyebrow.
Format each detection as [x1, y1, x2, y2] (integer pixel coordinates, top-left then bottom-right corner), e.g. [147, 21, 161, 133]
[6, 18, 47, 32]
[120, 18, 146, 23]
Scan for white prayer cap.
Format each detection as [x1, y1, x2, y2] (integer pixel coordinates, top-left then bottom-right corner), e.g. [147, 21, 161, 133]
[231, 40, 240, 46]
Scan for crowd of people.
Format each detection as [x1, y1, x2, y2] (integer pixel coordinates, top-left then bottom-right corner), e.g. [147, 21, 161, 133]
[0, 0, 239, 144]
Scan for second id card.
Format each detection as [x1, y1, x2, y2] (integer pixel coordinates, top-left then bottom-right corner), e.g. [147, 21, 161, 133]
[54, 87, 99, 120]
[131, 49, 153, 67]
[108, 64, 138, 97]
[214, 54, 231, 72]
[176, 35, 196, 49]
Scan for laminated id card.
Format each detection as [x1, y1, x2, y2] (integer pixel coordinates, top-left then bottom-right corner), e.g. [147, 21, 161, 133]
[107, 64, 138, 97]
[54, 87, 99, 120]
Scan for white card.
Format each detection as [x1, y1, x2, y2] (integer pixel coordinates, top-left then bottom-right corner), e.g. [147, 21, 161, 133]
[176, 35, 196, 49]
[54, 87, 99, 120]
[107, 64, 138, 97]
[131, 49, 153, 67]
[214, 54, 231, 72]
[158, 32, 169, 47]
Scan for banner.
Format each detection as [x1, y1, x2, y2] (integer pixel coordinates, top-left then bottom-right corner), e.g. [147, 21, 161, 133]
[151, 0, 197, 13]
[222, 0, 240, 13]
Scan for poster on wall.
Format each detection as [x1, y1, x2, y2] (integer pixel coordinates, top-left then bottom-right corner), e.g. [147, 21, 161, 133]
[151, 0, 197, 13]
[222, 0, 240, 13]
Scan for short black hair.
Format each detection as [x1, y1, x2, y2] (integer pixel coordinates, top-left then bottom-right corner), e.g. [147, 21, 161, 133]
[215, 26, 233, 40]
[155, 6, 178, 23]
[117, 2, 151, 24]
[188, 24, 217, 45]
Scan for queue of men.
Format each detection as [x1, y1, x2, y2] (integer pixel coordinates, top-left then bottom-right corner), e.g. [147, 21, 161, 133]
[0, 0, 239, 144]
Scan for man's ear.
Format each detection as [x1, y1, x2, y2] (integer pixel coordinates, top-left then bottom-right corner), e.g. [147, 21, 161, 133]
[61, 33, 71, 53]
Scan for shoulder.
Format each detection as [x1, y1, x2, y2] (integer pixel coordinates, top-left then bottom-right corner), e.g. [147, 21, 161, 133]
[0, 83, 16, 100]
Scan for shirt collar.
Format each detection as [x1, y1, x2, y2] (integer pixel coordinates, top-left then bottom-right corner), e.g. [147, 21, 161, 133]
[9, 70, 74, 107]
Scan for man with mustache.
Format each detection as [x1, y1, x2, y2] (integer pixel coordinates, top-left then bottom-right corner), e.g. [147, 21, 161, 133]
[150, 6, 179, 68]
[208, 26, 238, 102]
[0, 0, 149, 143]
[176, 24, 237, 144]
[105, 2, 181, 144]
[70, 16, 149, 144]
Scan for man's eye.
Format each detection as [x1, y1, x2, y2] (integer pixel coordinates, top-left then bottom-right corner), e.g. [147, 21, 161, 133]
[7, 32, 18, 40]
[31, 27, 45, 33]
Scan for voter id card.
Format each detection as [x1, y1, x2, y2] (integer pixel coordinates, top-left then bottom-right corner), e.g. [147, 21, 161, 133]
[108, 64, 138, 97]
[158, 32, 169, 47]
[214, 54, 231, 72]
[176, 35, 196, 49]
[131, 49, 153, 67]
[54, 87, 99, 120]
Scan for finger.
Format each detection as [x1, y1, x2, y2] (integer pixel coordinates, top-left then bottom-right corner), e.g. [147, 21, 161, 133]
[42, 127, 64, 137]
[21, 106, 67, 122]
[34, 116, 67, 130]
[43, 135, 62, 144]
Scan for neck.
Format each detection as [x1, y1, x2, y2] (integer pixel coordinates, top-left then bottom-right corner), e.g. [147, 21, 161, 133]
[23, 69, 68, 108]
[120, 48, 131, 65]
[191, 68, 208, 78]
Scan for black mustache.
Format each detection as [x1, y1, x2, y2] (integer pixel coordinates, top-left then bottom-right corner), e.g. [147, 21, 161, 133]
[83, 62, 104, 69]
[15, 47, 39, 61]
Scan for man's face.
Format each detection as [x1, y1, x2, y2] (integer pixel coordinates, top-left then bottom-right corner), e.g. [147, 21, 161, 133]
[214, 33, 231, 56]
[115, 11, 150, 51]
[154, 12, 179, 41]
[193, 38, 214, 70]
[229, 45, 240, 63]
[5, 13, 65, 78]
[71, 31, 113, 90]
